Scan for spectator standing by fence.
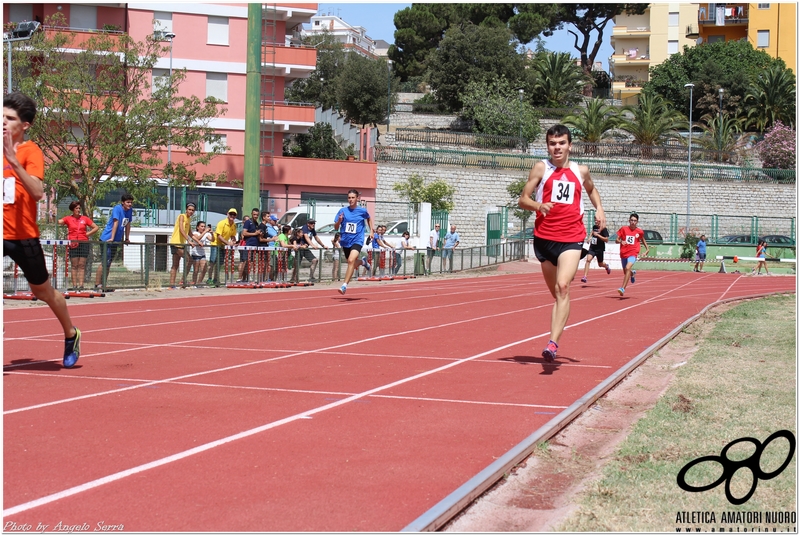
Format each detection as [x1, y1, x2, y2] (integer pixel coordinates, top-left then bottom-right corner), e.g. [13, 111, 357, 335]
[426, 224, 440, 274]
[4, 91, 81, 367]
[189, 221, 212, 286]
[95, 193, 133, 290]
[208, 208, 238, 286]
[237, 208, 261, 283]
[754, 239, 771, 275]
[331, 232, 342, 281]
[168, 202, 198, 289]
[58, 201, 98, 290]
[397, 231, 411, 275]
[301, 219, 325, 282]
[442, 224, 460, 273]
[694, 234, 707, 272]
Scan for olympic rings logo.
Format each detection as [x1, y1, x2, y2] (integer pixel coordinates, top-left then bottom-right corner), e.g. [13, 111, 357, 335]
[676, 430, 796, 505]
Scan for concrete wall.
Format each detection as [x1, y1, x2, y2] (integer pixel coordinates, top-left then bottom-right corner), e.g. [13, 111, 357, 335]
[376, 163, 796, 246]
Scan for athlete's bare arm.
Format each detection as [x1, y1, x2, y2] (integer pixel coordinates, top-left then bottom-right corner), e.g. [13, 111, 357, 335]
[580, 165, 606, 231]
[518, 161, 551, 214]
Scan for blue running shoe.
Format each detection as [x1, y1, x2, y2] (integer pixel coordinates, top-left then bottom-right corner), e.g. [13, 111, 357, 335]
[631, 270, 636, 284]
[338, 284, 347, 295]
[63, 327, 81, 368]
[618, 287, 625, 296]
[542, 340, 558, 363]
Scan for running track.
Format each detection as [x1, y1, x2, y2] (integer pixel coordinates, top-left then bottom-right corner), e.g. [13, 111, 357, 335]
[3, 271, 795, 531]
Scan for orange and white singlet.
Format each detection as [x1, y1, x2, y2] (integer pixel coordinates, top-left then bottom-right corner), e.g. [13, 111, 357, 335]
[533, 160, 586, 243]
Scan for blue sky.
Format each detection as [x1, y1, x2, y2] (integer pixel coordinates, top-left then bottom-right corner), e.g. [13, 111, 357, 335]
[315, 3, 616, 71]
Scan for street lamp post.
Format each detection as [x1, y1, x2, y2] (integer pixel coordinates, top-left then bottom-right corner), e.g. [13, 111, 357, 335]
[685, 83, 694, 235]
[4, 21, 41, 93]
[386, 59, 391, 134]
[518, 88, 524, 147]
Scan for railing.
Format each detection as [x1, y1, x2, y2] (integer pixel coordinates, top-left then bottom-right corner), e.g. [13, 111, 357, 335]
[2, 241, 524, 294]
[395, 129, 524, 150]
[375, 146, 796, 183]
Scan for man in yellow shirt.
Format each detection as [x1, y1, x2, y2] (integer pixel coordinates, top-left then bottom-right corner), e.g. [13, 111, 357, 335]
[208, 208, 239, 286]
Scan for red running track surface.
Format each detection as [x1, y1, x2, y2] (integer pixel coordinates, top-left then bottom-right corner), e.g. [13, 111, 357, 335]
[3, 271, 795, 531]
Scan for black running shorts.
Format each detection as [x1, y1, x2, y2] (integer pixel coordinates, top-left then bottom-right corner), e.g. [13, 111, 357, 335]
[4, 238, 50, 286]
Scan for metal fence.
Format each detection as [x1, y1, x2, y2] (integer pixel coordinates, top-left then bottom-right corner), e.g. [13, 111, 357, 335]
[3, 240, 525, 294]
[395, 128, 524, 151]
[375, 146, 796, 183]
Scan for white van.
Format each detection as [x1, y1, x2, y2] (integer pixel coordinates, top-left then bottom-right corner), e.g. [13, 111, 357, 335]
[277, 204, 343, 230]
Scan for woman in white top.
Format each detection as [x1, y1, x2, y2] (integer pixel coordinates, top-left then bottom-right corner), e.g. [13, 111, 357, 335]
[396, 231, 412, 275]
[190, 221, 213, 285]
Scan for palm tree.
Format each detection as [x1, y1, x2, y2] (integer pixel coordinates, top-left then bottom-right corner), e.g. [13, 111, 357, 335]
[563, 98, 619, 155]
[695, 112, 746, 163]
[531, 52, 589, 108]
[745, 66, 796, 133]
[617, 92, 687, 158]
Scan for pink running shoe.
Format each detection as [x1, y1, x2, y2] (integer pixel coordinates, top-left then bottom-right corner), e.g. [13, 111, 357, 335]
[542, 340, 558, 362]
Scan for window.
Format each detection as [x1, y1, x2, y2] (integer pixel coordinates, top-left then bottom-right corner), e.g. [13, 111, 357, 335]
[758, 3, 770, 9]
[757, 30, 770, 48]
[205, 134, 227, 153]
[314, 20, 320, 26]
[708, 35, 726, 44]
[152, 68, 169, 94]
[668, 12, 679, 27]
[206, 72, 228, 102]
[207, 16, 229, 45]
[71, 5, 98, 30]
[68, 126, 85, 145]
[153, 11, 172, 35]
[8, 4, 33, 23]
[668, 40, 679, 55]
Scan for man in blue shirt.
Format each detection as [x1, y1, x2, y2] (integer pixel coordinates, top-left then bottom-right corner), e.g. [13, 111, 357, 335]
[95, 193, 133, 289]
[442, 224, 460, 272]
[694, 234, 707, 272]
[301, 219, 327, 282]
[333, 189, 374, 295]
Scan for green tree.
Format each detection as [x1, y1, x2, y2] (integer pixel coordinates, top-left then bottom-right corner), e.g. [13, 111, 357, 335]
[460, 78, 542, 142]
[284, 32, 347, 111]
[284, 123, 347, 160]
[645, 39, 785, 122]
[427, 23, 524, 111]
[531, 51, 589, 107]
[745, 66, 796, 133]
[10, 14, 226, 217]
[562, 98, 619, 146]
[506, 176, 534, 228]
[694, 113, 746, 162]
[553, 4, 648, 94]
[393, 173, 455, 212]
[335, 54, 396, 127]
[388, 4, 560, 82]
[617, 92, 686, 156]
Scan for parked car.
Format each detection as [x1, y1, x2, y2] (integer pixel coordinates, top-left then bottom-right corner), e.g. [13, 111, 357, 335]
[718, 234, 755, 244]
[506, 228, 535, 240]
[643, 230, 663, 244]
[759, 234, 796, 246]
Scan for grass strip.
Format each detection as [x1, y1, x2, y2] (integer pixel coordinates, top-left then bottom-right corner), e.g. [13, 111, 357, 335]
[560, 293, 797, 532]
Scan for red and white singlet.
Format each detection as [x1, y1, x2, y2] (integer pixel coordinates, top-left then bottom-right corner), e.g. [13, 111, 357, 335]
[533, 160, 586, 243]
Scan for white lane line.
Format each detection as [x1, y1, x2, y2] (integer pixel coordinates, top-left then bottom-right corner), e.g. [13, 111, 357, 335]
[2, 330, 549, 517]
[3, 275, 721, 516]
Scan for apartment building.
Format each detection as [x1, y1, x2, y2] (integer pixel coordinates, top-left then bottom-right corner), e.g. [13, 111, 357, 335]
[696, 2, 796, 70]
[611, 3, 699, 105]
[303, 13, 377, 58]
[3, 3, 378, 214]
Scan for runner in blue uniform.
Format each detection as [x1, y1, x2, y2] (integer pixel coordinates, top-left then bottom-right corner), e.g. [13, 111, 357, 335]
[334, 189, 374, 295]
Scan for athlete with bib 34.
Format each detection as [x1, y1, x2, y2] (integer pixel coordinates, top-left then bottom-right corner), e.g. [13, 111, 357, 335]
[518, 124, 606, 363]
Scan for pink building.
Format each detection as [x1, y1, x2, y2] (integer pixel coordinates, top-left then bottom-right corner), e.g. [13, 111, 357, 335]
[3, 2, 377, 212]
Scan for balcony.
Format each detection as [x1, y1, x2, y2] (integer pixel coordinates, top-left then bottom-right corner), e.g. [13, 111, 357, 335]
[611, 52, 651, 66]
[612, 25, 652, 37]
[263, 155, 377, 191]
[686, 24, 700, 39]
[260, 101, 315, 133]
[43, 26, 125, 49]
[261, 44, 317, 80]
[698, 4, 748, 25]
